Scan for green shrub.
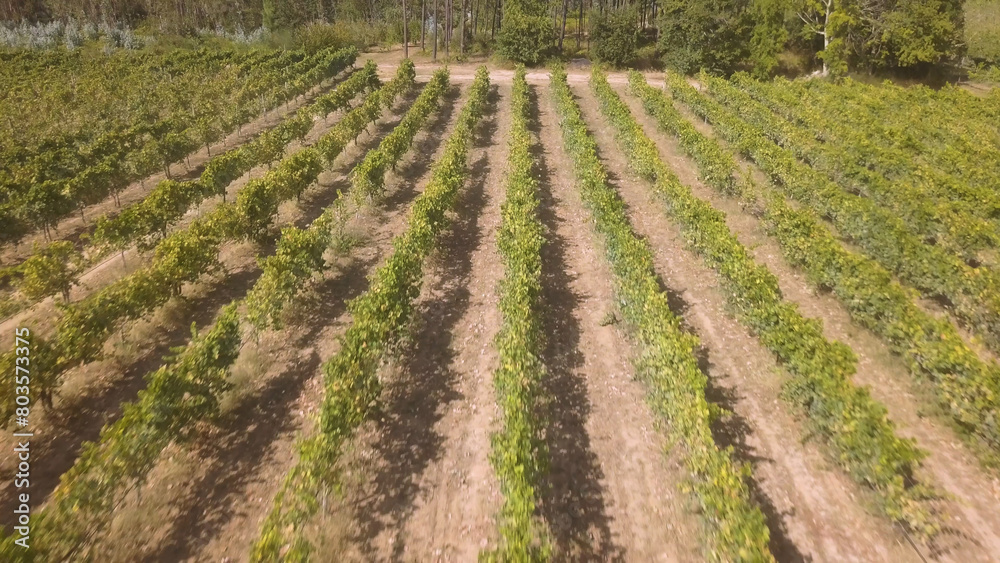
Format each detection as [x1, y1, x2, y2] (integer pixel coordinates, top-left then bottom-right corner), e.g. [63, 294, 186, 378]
[293, 21, 393, 52]
[590, 8, 639, 67]
[657, 0, 751, 74]
[497, 0, 555, 65]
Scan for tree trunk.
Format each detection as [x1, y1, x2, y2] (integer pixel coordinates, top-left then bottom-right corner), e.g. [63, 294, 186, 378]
[823, 0, 831, 75]
[577, 0, 583, 50]
[445, 0, 451, 58]
[491, 0, 498, 38]
[460, 0, 467, 54]
[473, 0, 479, 38]
[421, 0, 426, 50]
[653, 0, 658, 39]
[403, 0, 409, 57]
[559, 0, 569, 50]
[433, 0, 439, 60]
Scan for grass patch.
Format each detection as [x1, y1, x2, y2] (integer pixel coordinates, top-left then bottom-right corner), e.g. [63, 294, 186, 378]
[967, 0, 1000, 63]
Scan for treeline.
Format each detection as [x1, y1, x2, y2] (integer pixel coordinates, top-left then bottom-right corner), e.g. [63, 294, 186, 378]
[0, 0, 386, 32]
[2, 0, 972, 76]
[660, 0, 967, 76]
[429, 0, 967, 75]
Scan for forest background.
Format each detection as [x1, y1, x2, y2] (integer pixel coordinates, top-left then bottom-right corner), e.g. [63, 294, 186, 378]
[0, 0, 998, 80]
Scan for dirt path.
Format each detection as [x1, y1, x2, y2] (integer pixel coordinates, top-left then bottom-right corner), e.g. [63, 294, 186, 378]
[367, 45, 658, 88]
[0, 73, 369, 340]
[612, 81, 1000, 562]
[570, 83, 919, 562]
[0, 84, 424, 533]
[90, 82, 470, 563]
[385, 82, 510, 561]
[535, 83, 704, 562]
[326, 82, 501, 562]
[0, 68, 353, 270]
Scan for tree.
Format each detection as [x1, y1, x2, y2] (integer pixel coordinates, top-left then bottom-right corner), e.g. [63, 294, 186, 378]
[861, 0, 963, 68]
[796, 0, 851, 75]
[497, 0, 555, 64]
[263, 0, 310, 30]
[749, 0, 789, 77]
[17, 241, 82, 303]
[591, 8, 640, 67]
[658, 0, 752, 74]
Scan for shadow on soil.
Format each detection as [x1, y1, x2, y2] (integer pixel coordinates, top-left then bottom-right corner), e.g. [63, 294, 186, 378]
[0, 87, 426, 535]
[142, 88, 440, 560]
[151, 256, 376, 561]
[529, 85, 624, 562]
[573, 85, 808, 563]
[0, 264, 261, 531]
[350, 85, 499, 560]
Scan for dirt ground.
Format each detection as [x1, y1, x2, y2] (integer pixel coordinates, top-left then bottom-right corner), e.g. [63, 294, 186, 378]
[0, 76, 421, 528]
[6, 46, 1000, 562]
[609, 80, 1000, 562]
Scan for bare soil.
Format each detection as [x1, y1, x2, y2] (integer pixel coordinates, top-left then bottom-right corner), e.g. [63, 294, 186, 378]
[324, 82, 505, 563]
[571, 82, 919, 562]
[0, 78, 425, 532]
[534, 83, 705, 562]
[91, 78, 469, 563]
[8, 51, 1000, 563]
[612, 79, 1000, 562]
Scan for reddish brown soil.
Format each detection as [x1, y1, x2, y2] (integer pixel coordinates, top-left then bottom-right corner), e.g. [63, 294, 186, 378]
[8, 50, 1000, 563]
[572, 82, 919, 562]
[612, 79, 1000, 562]
[533, 84, 705, 562]
[0, 76, 425, 532]
[329, 82, 506, 562]
[109, 81, 473, 563]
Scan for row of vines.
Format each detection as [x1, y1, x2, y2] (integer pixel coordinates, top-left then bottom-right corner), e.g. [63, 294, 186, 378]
[0, 59, 416, 429]
[550, 66, 775, 561]
[592, 69, 933, 534]
[627, 73, 1000, 467]
[483, 66, 551, 561]
[0, 58, 420, 562]
[249, 66, 491, 562]
[667, 72, 1000, 362]
[0, 46, 355, 244]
